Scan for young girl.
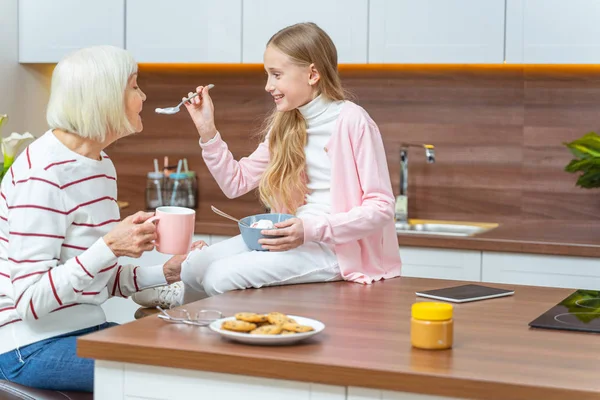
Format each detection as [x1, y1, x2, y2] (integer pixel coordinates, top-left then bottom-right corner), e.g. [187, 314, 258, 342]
[135, 22, 401, 306]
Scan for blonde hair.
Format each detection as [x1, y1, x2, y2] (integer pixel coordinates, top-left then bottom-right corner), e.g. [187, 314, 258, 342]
[259, 22, 345, 213]
[46, 45, 138, 142]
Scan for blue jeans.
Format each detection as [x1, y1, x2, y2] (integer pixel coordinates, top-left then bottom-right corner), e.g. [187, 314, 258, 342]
[0, 322, 118, 392]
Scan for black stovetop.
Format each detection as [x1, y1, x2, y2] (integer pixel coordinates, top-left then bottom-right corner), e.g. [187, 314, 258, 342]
[530, 290, 600, 333]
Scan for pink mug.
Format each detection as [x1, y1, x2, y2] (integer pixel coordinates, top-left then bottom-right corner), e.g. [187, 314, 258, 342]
[147, 206, 196, 255]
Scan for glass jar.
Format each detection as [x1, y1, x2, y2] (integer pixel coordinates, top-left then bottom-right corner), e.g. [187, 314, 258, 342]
[145, 171, 164, 210]
[184, 170, 198, 208]
[411, 302, 453, 350]
[165, 173, 191, 207]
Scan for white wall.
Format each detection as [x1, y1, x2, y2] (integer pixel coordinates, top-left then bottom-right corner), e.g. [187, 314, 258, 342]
[0, 0, 52, 137]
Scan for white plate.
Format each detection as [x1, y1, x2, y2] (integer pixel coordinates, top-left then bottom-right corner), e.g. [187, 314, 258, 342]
[209, 315, 325, 346]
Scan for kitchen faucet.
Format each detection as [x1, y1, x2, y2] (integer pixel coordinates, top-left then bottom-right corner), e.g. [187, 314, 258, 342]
[395, 143, 436, 224]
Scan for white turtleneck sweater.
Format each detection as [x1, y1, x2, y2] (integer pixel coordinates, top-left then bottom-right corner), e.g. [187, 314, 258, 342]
[296, 95, 345, 219]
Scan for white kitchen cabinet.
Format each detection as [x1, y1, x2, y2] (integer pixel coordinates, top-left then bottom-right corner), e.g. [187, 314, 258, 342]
[348, 386, 463, 399]
[482, 252, 600, 290]
[96, 361, 471, 399]
[96, 361, 346, 400]
[506, 0, 600, 64]
[368, 0, 505, 63]
[399, 247, 482, 281]
[126, 0, 242, 63]
[18, 0, 125, 63]
[242, 0, 368, 63]
[504, 0, 524, 63]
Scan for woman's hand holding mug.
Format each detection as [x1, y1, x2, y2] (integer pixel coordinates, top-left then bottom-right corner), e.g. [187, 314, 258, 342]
[103, 211, 157, 258]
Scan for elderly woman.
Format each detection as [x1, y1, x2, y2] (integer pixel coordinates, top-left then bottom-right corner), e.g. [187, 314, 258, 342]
[0, 46, 204, 392]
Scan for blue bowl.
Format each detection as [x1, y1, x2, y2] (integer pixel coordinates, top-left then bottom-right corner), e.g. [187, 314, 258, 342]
[239, 213, 295, 251]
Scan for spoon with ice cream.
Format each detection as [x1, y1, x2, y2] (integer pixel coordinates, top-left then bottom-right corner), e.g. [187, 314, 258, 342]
[155, 84, 215, 115]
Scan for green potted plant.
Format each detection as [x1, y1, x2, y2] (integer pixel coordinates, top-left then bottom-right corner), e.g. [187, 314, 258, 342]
[564, 131, 600, 188]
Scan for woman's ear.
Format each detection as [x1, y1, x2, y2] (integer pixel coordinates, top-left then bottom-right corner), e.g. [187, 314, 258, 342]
[308, 63, 320, 86]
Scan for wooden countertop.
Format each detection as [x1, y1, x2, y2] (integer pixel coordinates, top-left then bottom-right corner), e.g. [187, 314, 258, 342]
[397, 220, 600, 258]
[191, 216, 600, 258]
[78, 278, 600, 400]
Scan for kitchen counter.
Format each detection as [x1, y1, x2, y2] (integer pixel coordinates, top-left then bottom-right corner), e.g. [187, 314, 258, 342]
[119, 202, 600, 257]
[78, 277, 600, 400]
[397, 219, 600, 258]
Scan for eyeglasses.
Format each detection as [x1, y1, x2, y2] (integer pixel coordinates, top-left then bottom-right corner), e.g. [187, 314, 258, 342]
[156, 306, 222, 326]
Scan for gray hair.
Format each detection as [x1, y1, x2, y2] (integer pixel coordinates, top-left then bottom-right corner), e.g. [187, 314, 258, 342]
[46, 45, 138, 142]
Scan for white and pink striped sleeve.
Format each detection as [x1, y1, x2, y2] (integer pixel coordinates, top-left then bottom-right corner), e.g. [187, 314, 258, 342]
[106, 263, 166, 298]
[7, 174, 117, 321]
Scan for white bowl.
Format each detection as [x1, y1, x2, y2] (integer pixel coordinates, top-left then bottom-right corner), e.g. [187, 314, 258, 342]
[209, 315, 325, 346]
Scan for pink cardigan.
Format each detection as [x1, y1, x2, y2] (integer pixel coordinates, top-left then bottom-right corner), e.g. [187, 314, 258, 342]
[200, 101, 401, 284]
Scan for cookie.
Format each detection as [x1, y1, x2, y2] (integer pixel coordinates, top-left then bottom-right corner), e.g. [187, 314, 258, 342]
[250, 324, 283, 335]
[267, 312, 295, 325]
[281, 330, 296, 335]
[221, 320, 256, 332]
[235, 312, 268, 323]
[282, 322, 314, 333]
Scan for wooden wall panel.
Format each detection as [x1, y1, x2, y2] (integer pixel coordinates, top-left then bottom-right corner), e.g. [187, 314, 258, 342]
[109, 65, 600, 229]
[522, 67, 600, 221]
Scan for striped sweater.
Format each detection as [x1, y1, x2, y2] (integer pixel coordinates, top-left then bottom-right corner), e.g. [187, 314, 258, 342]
[0, 130, 166, 355]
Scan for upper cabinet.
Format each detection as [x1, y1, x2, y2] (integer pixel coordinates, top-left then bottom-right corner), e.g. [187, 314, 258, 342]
[506, 0, 600, 64]
[126, 0, 242, 63]
[242, 0, 368, 63]
[368, 0, 505, 63]
[19, 0, 125, 63]
[18, 0, 600, 65]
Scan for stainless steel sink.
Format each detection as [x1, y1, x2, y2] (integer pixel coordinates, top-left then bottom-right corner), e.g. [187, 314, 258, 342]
[395, 220, 498, 237]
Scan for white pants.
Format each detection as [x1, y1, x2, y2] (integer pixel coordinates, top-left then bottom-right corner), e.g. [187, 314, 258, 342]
[180, 235, 341, 303]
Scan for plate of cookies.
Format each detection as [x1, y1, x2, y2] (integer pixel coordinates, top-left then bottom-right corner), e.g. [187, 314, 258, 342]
[209, 312, 324, 345]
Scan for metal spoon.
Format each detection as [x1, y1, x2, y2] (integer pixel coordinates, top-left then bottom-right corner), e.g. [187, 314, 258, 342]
[211, 205, 249, 227]
[155, 84, 215, 115]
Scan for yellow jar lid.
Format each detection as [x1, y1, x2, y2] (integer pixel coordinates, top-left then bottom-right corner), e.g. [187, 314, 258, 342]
[412, 302, 453, 321]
